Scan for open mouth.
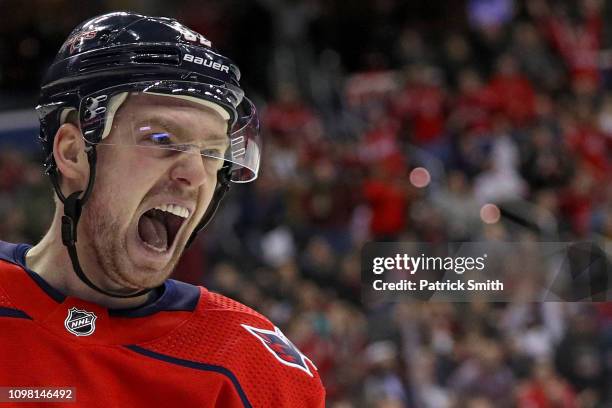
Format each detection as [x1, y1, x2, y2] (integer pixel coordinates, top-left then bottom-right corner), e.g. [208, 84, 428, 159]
[137, 204, 190, 252]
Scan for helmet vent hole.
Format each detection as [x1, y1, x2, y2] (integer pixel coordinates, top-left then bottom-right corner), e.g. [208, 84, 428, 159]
[78, 47, 180, 72]
[133, 53, 180, 65]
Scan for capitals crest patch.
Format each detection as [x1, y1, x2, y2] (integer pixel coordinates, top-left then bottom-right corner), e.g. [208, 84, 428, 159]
[64, 307, 97, 336]
[241, 324, 316, 377]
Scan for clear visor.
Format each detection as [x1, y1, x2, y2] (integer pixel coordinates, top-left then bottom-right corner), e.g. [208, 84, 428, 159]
[77, 81, 260, 182]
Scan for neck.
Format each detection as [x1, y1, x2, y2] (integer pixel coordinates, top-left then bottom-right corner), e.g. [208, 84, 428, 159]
[25, 215, 152, 309]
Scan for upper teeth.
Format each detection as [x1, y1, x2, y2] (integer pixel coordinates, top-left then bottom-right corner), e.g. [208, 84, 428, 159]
[154, 204, 190, 219]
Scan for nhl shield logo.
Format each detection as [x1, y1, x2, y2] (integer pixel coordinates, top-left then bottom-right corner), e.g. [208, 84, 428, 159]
[64, 307, 97, 336]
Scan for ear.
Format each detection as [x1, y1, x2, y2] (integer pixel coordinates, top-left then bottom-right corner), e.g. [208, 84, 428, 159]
[53, 123, 90, 194]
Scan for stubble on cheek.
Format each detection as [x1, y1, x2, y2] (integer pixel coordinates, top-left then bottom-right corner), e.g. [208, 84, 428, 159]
[80, 186, 182, 291]
[80, 194, 141, 290]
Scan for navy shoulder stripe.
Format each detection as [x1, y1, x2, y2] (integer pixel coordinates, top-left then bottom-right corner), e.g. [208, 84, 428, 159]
[0, 240, 66, 303]
[125, 345, 252, 408]
[0, 241, 21, 265]
[0, 307, 32, 319]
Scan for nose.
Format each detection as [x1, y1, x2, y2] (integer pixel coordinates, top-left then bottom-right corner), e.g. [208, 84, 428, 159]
[169, 152, 210, 188]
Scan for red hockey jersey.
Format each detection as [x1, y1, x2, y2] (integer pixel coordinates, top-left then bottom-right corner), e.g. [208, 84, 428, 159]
[0, 241, 325, 407]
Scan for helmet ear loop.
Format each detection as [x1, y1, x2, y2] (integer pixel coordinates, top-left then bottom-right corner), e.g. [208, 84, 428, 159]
[60, 144, 96, 247]
[45, 138, 97, 246]
[186, 164, 232, 248]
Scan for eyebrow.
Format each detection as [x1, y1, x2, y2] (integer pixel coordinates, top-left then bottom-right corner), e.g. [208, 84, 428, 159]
[135, 116, 229, 143]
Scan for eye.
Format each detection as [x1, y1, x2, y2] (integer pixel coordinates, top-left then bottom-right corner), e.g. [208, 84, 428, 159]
[148, 132, 173, 146]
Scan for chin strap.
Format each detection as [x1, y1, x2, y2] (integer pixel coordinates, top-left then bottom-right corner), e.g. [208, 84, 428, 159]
[50, 146, 152, 299]
[186, 167, 231, 248]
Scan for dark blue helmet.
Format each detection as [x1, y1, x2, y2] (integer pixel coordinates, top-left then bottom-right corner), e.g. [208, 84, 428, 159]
[37, 11, 259, 182]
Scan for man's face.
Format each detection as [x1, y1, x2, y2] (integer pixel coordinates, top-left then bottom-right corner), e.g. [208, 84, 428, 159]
[79, 94, 228, 292]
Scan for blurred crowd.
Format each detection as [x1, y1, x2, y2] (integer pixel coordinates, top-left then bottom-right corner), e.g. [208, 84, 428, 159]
[1, 0, 612, 407]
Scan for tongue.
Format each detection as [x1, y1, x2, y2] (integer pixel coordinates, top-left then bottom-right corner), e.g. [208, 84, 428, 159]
[138, 213, 168, 251]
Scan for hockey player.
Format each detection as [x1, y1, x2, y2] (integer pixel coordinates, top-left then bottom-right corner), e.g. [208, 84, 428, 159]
[0, 12, 324, 407]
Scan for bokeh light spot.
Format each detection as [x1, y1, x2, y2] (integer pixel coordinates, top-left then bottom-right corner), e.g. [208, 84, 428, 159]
[409, 167, 431, 188]
[480, 203, 501, 224]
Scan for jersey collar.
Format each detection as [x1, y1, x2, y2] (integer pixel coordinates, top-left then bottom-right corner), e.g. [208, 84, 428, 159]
[0, 241, 201, 345]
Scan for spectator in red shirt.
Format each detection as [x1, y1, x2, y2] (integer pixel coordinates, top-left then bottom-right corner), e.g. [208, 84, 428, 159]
[563, 100, 610, 181]
[361, 154, 410, 240]
[517, 360, 579, 408]
[488, 53, 536, 128]
[263, 82, 323, 146]
[392, 64, 447, 145]
[448, 68, 499, 135]
[529, 0, 602, 90]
